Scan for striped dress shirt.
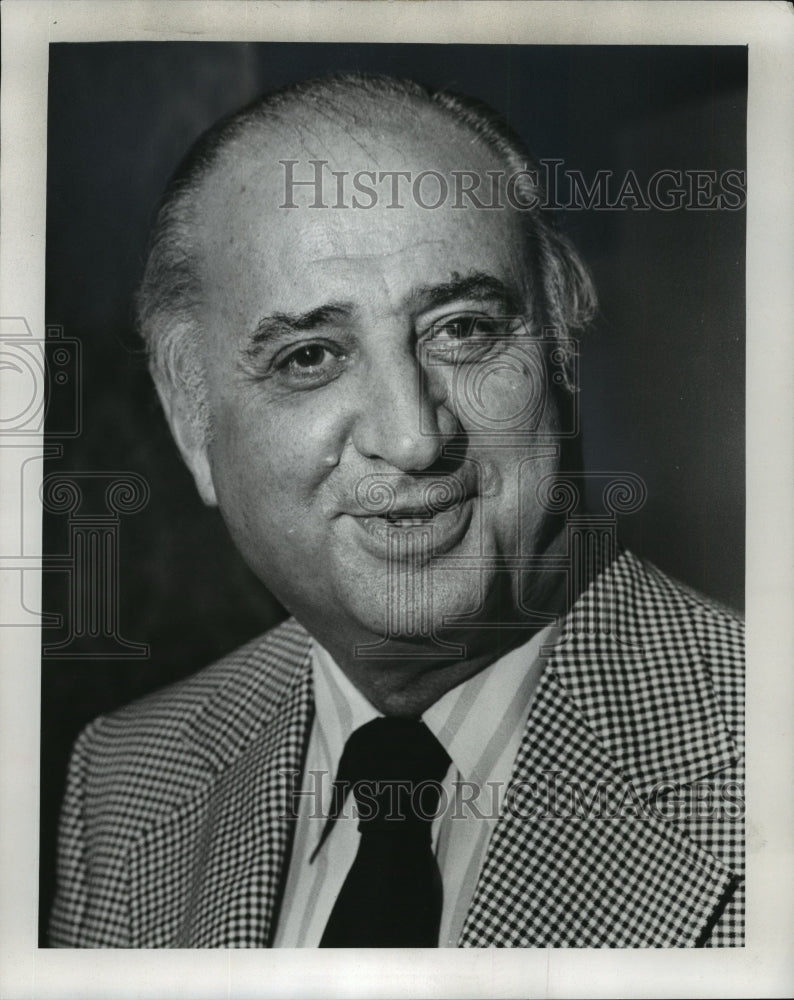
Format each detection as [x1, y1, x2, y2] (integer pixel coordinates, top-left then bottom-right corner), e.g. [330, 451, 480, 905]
[273, 625, 553, 947]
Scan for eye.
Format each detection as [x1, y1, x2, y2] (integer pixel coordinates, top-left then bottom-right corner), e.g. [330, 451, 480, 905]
[274, 341, 348, 386]
[284, 344, 332, 370]
[423, 312, 517, 365]
[429, 314, 502, 341]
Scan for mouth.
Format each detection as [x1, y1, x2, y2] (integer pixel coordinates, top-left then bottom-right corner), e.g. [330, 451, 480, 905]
[381, 508, 435, 526]
[382, 516, 433, 528]
[348, 494, 475, 559]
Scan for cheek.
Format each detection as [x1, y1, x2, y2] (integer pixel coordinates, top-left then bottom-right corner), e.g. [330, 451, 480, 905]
[207, 396, 344, 528]
[445, 350, 555, 436]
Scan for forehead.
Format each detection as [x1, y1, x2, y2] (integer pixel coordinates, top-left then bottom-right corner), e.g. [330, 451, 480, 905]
[194, 100, 529, 319]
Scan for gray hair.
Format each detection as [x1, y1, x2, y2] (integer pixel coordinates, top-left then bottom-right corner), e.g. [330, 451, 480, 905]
[135, 72, 597, 436]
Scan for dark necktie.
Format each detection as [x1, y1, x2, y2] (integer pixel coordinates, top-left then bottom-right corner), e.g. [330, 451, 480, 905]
[319, 717, 451, 947]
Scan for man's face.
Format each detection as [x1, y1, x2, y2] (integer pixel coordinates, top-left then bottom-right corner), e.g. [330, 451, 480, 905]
[185, 106, 563, 659]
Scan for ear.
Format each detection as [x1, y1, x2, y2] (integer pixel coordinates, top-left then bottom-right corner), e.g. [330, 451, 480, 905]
[155, 380, 218, 507]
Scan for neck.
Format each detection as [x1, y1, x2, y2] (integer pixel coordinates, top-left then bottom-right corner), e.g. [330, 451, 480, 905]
[314, 570, 568, 717]
[334, 630, 542, 717]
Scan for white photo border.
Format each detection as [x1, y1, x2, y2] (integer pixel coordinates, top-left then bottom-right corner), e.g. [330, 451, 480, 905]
[1, 2, 792, 997]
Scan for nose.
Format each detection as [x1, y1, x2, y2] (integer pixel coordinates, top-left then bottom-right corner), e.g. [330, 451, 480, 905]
[351, 348, 457, 471]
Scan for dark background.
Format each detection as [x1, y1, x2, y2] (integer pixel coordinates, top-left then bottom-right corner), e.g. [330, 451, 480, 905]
[40, 43, 746, 940]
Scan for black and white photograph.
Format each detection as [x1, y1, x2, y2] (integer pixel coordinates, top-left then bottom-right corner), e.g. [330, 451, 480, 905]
[1, 2, 792, 998]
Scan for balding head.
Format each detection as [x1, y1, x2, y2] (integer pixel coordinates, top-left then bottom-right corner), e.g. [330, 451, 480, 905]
[134, 72, 597, 682]
[136, 73, 596, 439]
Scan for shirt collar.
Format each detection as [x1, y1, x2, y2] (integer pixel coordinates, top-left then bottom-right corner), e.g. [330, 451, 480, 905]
[311, 640, 381, 781]
[311, 624, 553, 790]
[422, 625, 553, 788]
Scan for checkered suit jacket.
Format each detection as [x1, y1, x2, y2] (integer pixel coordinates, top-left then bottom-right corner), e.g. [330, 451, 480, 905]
[49, 549, 744, 947]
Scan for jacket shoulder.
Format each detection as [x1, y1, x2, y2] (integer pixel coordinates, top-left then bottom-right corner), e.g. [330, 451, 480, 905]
[50, 618, 312, 947]
[635, 554, 744, 665]
[76, 617, 312, 808]
[620, 551, 744, 735]
[618, 550, 743, 648]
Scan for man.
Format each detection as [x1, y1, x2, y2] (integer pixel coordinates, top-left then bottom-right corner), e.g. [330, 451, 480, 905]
[49, 73, 744, 948]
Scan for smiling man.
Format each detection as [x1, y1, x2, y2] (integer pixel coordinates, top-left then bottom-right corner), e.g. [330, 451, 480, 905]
[50, 74, 744, 948]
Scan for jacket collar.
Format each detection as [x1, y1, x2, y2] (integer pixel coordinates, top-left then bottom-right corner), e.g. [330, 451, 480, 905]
[548, 548, 737, 795]
[460, 549, 741, 947]
[183, 619, 314, 776]
[176, 620, 314, 946]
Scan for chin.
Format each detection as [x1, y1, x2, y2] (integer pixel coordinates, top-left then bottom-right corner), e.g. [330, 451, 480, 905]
[338, 565, 500, 650]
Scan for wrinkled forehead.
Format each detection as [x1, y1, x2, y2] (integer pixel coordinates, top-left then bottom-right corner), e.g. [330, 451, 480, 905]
[206, 93, 499, 191]
[191, 99, 531, 313]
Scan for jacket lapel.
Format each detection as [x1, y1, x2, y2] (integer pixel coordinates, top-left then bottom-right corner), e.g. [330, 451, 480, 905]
[460, 551, 741, 947]
[127, 622, 314, 947]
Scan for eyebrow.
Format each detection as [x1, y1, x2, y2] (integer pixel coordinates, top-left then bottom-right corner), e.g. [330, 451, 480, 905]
[409, 271, 523, 314]
[248, 303, 354, 351]
[245, 271, 523, 355]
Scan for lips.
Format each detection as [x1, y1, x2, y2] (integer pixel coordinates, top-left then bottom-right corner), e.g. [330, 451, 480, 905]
[353, 472, 469, 515]
[339, 472, 478, 559]
[382, 501, 440, 523]
[383, 513, 433, 525]
[347, 493, 475, 560]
